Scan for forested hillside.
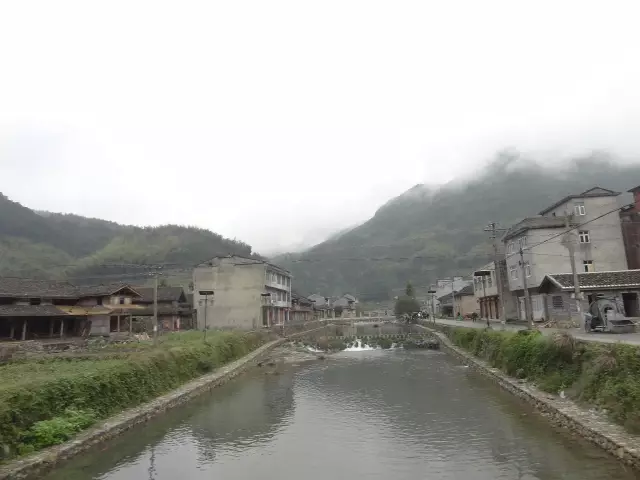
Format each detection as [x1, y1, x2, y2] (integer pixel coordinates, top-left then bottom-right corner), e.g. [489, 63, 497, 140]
[0, 194, 255, 283]
[274, 153, 640, 301]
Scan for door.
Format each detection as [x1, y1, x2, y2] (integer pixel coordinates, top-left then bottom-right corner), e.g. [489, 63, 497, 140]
[622, 293, 639, 317]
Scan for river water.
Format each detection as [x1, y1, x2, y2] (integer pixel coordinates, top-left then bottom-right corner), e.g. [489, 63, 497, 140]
[43, 349, 639, 480]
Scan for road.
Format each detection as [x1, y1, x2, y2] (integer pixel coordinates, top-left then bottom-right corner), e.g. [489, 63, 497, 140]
[431, 317, 640, 345]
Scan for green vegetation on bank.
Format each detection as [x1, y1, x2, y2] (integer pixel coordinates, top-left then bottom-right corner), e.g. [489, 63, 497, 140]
[0, 331, 267, 460]
[443, 326, 640, 433]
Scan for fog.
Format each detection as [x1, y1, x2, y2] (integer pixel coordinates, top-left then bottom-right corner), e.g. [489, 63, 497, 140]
[1, 0, 639, 253]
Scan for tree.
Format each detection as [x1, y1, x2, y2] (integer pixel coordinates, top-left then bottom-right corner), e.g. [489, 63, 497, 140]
[394, 296, 421, 318]
[405, 281, 415, 298]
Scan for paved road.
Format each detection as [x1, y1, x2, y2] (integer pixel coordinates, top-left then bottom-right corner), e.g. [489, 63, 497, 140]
[431, 317, 640, 345]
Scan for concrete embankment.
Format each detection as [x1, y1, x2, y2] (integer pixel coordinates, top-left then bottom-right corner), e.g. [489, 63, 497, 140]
[419, 324, 640, 470]
[0, 325, 330, 480]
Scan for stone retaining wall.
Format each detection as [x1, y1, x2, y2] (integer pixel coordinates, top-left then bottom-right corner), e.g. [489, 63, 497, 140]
[418, 325, 640, 470]
[0, 337, 291, 480]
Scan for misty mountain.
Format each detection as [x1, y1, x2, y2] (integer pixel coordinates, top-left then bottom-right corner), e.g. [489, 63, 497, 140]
[0, 194, 255, 283]
[273, 153, 640, 301]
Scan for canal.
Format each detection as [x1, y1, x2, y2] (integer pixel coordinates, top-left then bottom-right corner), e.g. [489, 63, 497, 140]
[43, 348, 639, 480]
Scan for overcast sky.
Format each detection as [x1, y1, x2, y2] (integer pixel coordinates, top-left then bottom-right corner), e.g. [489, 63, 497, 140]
[1, 0, 640, 254]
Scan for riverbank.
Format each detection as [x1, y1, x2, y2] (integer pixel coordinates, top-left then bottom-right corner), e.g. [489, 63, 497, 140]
[421, 324, 640, 470]
[0, 330, 276, 480]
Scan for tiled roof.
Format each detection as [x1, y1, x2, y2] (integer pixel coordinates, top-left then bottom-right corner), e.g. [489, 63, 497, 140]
[538, 186, 620, 215]
[0, 278, 78, 298]
[74, 284, 142, 297]
[134, 286, 186, 303]
[456, 284, 475, 296]
[0, 305, 70, 317]
[0, 278, 142, 300]
[131, 305, 191, 316]
[542, 270, 640, 291]
[438, 284, 474, 303]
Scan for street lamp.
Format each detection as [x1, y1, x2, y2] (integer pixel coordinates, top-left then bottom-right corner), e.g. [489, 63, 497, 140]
[474, 270, 492, 328]
[199, 290, 214, 342]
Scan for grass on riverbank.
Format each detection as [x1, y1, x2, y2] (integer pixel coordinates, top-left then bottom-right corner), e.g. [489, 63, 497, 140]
[0, 330, 268, 460]
[442, 326, 640, 433]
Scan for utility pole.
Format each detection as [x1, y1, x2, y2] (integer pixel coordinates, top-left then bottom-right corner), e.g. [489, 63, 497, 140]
[199, 290, 214, 342]
[153, 274, 159, 344]
[485, 222, 507, 326]
[519, 247, 534, 329]
[450, 279, 456, 318]
[563, 212, 582, 322]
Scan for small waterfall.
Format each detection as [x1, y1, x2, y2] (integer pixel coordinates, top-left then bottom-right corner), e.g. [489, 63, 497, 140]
[343, 339, 376, 351]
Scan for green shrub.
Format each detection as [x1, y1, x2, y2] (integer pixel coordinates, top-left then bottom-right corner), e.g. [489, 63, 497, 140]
[0, 331, 267, 459]
[443, 326, 640, 433]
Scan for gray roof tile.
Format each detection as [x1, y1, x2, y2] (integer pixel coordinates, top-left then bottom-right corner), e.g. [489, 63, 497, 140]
[544, 270, 640, 290]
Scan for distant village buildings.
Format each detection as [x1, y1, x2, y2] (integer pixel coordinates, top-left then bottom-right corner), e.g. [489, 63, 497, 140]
[446, 185, 640, 326]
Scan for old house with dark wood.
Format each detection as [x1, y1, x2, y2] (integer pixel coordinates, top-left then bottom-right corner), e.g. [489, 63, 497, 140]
[132, 286, 192, 331]
[290, 291, 314, 323]
[0, 278, 143, 340]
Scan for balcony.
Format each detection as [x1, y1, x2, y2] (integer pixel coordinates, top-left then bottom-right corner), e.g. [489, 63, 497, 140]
[261, 298, 290, 308]
[264, 278, 291, 291]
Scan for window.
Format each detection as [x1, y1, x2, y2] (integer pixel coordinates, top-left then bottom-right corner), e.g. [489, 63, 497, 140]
[525, 262, 531, 277]
[509, 266, 518, 280]
[574, 204, 586, 216]
[520, 236, 527, 247]
[579, 230, 590, 243]
[552, 295, 564, 309]
[487, 274, 493, 287]
[97, 297, 103, 306]
[119, 296, 125, 305]
[507, 242, 514, 254]
[583, 260, 594, 272]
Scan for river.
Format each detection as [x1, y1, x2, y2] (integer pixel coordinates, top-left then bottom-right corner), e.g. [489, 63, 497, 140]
[43, 348, 639, 480]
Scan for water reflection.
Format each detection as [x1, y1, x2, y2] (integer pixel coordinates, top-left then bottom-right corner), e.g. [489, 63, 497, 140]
[43, 350, 640, 480]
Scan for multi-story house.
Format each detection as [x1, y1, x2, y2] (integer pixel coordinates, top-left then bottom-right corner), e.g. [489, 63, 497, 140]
[503, 186, 628, 322]
[472, 260, 518, 320]
[193, 255, 292, 330]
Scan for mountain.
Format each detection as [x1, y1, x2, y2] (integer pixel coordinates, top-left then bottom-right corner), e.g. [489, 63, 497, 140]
[273, 152, 640, 302]
[0, 194, 256, 284]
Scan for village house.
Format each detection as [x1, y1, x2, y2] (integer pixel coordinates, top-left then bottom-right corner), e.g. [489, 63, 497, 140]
[438, 284, 477, 317]
[503, 186, 628, 322]
[132, 286, 192, 332]
[290, 291, 314, 322]
[538, 270, 640, 324]
[472, 261, 519, 321]
[308, 293, 330, 319]
[0, 278, 143, 340]
[193, 255, 292, 330]
[332, 294, 358, 317]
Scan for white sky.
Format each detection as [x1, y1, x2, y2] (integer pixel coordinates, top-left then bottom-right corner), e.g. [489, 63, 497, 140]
[1, 0, 640, 253]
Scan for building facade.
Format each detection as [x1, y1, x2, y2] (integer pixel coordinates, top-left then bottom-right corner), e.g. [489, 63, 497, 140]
[472, 260, 518, 320]
[0, 278, 143, 339]
[620, 186, 640, 269]
[503, 187, 628, 322]
[193, 255, 292, 330]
